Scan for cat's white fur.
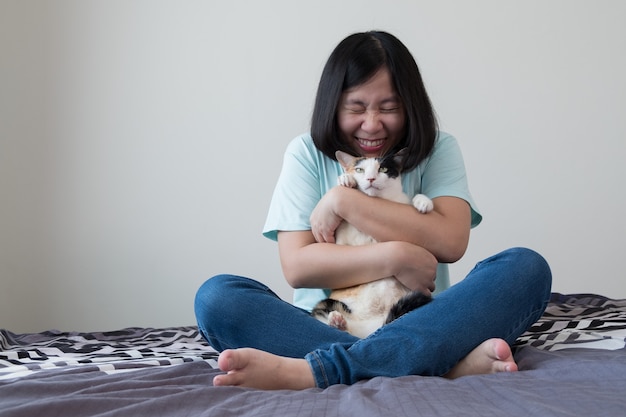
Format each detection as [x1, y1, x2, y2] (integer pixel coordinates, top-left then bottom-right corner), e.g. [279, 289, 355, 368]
[313, 150, 433, 338]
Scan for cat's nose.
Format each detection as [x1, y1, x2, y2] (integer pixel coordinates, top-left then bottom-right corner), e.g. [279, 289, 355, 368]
[368, 178, 375, 183]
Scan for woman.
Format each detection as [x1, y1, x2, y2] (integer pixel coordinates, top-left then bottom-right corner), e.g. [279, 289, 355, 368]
[194, 31, 552, 390]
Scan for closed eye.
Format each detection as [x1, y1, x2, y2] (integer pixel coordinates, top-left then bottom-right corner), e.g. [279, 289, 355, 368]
[344, 103, 366, 113]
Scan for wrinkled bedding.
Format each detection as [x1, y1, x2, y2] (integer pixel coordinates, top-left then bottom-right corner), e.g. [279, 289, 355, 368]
[1, 293, 625, 417]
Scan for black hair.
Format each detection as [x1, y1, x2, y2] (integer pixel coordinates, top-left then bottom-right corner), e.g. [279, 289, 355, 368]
[310, 31, 438, 171]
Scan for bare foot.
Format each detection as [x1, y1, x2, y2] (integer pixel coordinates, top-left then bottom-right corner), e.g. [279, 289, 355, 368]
[213, 348, 316, 390]
[444, 338, 518, 379]
[213, 339, 516, 389]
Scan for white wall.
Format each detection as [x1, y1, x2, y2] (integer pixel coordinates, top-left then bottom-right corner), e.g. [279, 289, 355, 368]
[1, 0, 624, 333]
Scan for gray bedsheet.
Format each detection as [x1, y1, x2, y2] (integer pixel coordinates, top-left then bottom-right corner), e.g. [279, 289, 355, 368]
[1, 293, 625, 417]
[1, 348, 625, 417]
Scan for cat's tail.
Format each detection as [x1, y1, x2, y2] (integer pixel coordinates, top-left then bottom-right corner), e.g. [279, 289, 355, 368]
[385, 291, 432, 324]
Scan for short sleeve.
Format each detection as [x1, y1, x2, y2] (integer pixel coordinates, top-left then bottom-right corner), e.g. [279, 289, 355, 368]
[410, 132, 482, 228]
[263, 134, 342, 241]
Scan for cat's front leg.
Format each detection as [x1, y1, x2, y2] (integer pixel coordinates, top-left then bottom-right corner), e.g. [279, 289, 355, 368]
[337, 173, 357, 188]
[412, 194, 434, 213]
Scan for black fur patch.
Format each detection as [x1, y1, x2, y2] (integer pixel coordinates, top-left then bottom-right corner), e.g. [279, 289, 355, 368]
[311, 299, 351, 318]
[377, 154, 402, 179]
[384, 291, 432, 324]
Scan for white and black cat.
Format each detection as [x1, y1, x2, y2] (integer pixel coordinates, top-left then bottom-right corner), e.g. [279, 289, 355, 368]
[311, 149, 434, 338]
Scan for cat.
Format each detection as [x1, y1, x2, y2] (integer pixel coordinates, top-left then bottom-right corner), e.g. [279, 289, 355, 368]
[311, 149, 434, 338]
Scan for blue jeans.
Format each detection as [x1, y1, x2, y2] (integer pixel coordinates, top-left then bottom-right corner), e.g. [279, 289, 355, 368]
[194, 247, 551, 388]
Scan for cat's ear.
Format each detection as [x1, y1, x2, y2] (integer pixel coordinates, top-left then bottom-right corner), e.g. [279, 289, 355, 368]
[392, 148, 409, 166]
[335, 151, 358, 170]
[393, 148, 408, 158]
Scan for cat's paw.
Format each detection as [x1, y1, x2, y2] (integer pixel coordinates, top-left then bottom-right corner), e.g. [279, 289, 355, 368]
[412, 194, 434, 213]
[338, 174, 357, 188]
[328, 311, 348, 331]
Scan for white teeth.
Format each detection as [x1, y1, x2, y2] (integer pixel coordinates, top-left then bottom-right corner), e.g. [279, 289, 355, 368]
[357, 138, 384, 147]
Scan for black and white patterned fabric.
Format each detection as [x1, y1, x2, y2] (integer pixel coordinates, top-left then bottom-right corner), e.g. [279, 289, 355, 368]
[0, 326, 218, 381]
[2, 293, 626, 381]
[515, 293, 626, 351]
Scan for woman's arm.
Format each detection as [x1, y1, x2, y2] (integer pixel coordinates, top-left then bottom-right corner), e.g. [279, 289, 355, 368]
[278, 230, 438, 294]
[310, 186, 472, 263]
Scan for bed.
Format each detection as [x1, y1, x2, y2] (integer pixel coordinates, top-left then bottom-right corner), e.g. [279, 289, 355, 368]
[2, 293, 626, 417]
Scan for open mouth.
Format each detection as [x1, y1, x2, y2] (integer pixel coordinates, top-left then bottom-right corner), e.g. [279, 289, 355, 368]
[356, 138, 385, 148]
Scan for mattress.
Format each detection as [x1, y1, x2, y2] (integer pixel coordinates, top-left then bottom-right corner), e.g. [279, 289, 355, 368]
[1, 293, 625, 417]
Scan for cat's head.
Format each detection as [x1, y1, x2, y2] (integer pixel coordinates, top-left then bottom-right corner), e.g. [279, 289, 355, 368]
[336, 149, 405, 197]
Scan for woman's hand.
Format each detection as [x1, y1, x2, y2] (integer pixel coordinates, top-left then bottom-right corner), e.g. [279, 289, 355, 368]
[386, 241, 438, 296]
[309, 186, 345, 243]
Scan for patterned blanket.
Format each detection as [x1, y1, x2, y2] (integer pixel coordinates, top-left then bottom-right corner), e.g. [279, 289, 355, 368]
[0, 327, 218, 381]
[1, 293, 625, 381]
[514, 293, 626, 351]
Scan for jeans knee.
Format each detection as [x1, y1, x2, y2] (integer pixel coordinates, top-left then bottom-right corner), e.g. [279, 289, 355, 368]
[194, 274, 272, 336]
[194, 275, 242, 333]
[195, 274, 228, 309]
[504, 247, 552, 298]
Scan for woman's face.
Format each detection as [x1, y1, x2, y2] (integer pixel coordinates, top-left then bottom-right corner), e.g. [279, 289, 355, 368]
[337, 68, 405, 158]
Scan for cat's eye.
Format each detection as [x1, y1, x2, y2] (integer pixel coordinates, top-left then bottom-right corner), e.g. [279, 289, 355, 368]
[355, 167, 365, 173]
[379, 167, 388, 173]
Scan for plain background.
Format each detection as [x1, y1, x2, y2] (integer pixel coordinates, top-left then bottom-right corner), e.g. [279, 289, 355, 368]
[1, 0, 625, 333]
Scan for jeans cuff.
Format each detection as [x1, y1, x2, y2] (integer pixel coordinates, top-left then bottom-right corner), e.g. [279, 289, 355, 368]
[305, 352, 331, 389]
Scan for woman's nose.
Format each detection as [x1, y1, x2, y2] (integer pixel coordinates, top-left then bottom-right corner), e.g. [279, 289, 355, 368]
[361, 111, 382, 132]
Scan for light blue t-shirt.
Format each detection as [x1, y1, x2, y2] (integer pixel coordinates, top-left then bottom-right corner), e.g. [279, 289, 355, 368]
[263, 132, 482, 312]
